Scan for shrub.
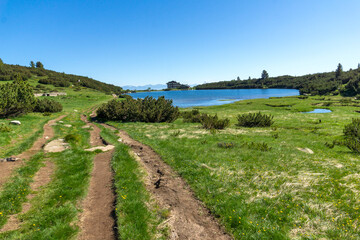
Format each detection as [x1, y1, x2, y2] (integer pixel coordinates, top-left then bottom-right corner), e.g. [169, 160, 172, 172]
[0, 123, 12, 132]
[0, 77, 36, 118]
[97, 96, 179, 123]
[242, 142, 271, 151]
[181, 109, 202, 123]
[34, 98, 63, 113]
[64, 134, 81, 144]
[343, 118, 360, 152]
[200, 114, 230, 130]
[236, 112, 274, 127]
[217, 142, 235, 148]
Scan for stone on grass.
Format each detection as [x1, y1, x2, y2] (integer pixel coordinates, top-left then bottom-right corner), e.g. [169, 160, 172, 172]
[64, 124, 72, 128]
[44, 139, 69, 153]
[296, 147, 314, 154]
[10, 120, 21, 125]
[85, 145, 115, 152]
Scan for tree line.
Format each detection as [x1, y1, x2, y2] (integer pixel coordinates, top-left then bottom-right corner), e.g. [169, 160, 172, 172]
[196, 64, 360, 96]
[0, 58, 123, 95]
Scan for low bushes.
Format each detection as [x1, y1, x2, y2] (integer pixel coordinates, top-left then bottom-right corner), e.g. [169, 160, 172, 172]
[97, 96, 179, 123]
[200, 114, 230, 130]
[343, 118, 360, 152]
[236, 112, 274, 127]
[181, 109, 202, 123]
[33, 98, 63, 113]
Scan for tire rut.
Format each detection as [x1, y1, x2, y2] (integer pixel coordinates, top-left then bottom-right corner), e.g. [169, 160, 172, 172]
[0, 115, 66, 189]
[78, 115, 116, 240]
[102, 124, 232, 240]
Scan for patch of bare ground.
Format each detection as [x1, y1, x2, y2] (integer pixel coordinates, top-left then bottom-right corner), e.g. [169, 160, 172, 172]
[103, 124, 231, 240]
[0, 115, 66, 189]
[0, 160, 55, 232]
[78, 115, 116, 240]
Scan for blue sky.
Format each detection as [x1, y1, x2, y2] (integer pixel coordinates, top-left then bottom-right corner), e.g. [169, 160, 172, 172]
[1, 0, 360, 87]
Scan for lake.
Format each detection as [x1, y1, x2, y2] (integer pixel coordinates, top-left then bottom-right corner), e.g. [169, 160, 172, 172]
[128, 89, 299, 108]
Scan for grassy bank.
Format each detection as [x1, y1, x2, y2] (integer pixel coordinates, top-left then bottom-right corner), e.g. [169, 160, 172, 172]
[109, 96, 360, 239]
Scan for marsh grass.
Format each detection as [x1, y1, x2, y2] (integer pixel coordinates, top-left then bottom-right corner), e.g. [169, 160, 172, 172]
[110, 96, 360, 239]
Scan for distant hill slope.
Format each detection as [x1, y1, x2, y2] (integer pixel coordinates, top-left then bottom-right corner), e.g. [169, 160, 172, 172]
[196, 67, 360, 96]
[122, 84, 167, 90]
[0, 60, 123, 95]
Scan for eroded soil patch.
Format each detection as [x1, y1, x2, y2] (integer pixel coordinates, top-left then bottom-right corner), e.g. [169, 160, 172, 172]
[78, 116, 116, 240]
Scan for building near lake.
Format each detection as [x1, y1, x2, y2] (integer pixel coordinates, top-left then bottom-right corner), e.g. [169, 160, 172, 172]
[166, 81, 190, 89]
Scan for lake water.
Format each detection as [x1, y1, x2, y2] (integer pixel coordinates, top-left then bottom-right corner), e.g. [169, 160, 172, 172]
[304, 109, 332, 113]
[129, 89, 299, 108]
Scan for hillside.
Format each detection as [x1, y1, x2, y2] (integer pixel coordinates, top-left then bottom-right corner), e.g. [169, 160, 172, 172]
[196, 66, 360, 96]
[0, 59, 123, 95]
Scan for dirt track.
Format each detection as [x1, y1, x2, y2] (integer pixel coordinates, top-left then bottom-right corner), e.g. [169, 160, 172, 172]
[78, 115, 116, 240]
[0, 115, 66, 189]
[103, 124, 231, 240]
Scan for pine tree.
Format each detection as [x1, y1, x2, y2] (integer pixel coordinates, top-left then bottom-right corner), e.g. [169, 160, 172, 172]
[261, 70, 269, 79]
[30, 61, 35, 68]
[336, 63, 343, 78]
[237, 76, 241, 81]
[36, 61, 44, 69]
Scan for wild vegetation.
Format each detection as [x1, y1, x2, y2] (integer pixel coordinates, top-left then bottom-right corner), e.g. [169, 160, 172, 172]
[0, 58, 123, 95]
[97, 96, 179, 123]
[236, 112, 274, 127]
[196, 64, 360, 96]
[111, 95, 360, 239]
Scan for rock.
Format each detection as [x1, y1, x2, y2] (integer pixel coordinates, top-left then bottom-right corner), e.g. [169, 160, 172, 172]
[85, 145, 115, 152]
[0, 158, 6, 162]
[74, 110, 78, 112]
[44, 139, 69, 153]
[10, 120, 21, 125]
[117, 138, 123, 142]
[45, 136, 49, 139]
[6, 157, 19, 162]
[296, 147, 314, 154]
[82, 125, 91, 129]
[64, 124, 72, 128]
[59, 121, 64, 123]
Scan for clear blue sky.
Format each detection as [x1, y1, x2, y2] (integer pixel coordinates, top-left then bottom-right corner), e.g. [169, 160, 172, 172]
[1, 0, 360, 87]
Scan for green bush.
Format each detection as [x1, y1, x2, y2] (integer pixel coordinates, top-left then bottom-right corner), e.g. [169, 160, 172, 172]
[217, 142, 235, 148]
[97, 96, 179, 123]
[34, 98, 63, 113]
[236, 112, 274, 127]
[343, 118, 360, 152]
[200, 114, 230, 130]
[242, 142, 271, 151]
[181, 109, 202, 123]
[0, 123, 12, 132]
[0, 77, 36, 118]
[64, 134, 81, 144]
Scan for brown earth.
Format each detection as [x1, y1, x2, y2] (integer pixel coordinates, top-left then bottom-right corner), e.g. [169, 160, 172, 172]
[78, 116, 116, 240]
[0, 160, 55, 232]
[103, 124, 232, 240]
[0, 115, 66, 189]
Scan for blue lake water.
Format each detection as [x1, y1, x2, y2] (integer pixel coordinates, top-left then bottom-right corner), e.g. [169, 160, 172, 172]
[129, 89, 299, 108]
[304, 109, 332, 113]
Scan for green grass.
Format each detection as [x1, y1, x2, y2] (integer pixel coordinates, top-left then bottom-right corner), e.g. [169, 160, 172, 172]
[109, 95, 360, 239]
[0, 113, 94, 239]
[0, 114, 53, 157]
[0, 153, 45, 229]
[99, 125, 168, 240]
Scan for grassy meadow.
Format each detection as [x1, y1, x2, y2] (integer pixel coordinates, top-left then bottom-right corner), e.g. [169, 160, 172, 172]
[108, 96, 360, 239]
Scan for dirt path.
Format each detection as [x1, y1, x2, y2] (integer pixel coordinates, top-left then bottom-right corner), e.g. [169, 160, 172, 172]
[78, 116, 116, 240]
[103, 124, 231, 240]
[0, 115, 66, 189]
[0, 161, 55, 232]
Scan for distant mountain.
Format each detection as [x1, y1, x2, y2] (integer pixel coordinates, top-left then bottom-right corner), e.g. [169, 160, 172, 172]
[122, 84, 167, 90]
